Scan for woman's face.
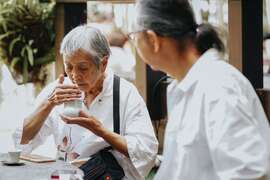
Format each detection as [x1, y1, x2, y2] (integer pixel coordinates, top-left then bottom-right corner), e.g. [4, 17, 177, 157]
[63, 50, 107, 92]
[134, 32, 157, 69]
[133, 31, 166, 71]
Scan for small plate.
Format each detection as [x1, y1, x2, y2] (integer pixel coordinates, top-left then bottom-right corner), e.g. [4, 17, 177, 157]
[2, 161, 25, 166]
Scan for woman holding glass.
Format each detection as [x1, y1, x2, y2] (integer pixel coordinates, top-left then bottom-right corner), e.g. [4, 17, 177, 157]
[14, 25, 158, 180]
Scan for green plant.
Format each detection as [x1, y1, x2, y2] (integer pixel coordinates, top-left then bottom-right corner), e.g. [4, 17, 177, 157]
[0, 62, 3, 105]
[0, 0, 55, 85]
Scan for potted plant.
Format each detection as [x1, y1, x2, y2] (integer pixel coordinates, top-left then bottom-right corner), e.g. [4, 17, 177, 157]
[0, 0, 55, 86]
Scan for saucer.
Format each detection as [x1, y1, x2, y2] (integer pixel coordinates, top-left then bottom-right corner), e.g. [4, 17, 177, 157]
[2, 160, 25, 166]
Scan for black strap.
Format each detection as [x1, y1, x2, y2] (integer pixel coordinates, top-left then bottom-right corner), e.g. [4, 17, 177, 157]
[100, 75, 120, 152]
[113, 75, 120, 134]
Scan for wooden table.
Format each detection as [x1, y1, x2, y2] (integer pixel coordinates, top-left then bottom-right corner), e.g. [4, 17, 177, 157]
[0, 154, 83, 180]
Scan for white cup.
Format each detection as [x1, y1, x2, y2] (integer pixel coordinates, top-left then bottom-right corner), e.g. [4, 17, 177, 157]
[8, 151, 21, 163]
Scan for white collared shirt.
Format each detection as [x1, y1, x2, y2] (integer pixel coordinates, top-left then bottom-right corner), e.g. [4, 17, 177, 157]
[155, 49, 270, 180]
[14, 71, 158, 180]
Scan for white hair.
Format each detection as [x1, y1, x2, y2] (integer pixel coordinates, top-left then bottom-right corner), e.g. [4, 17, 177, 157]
[60, 25, 111, 68]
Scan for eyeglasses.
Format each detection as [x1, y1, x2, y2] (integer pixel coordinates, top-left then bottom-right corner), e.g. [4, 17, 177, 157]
[127, 30, 146, 42]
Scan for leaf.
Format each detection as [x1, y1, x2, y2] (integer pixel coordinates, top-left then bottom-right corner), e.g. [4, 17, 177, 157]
[0, 1, 56, 84]
[9, 36, 21, 56]
[2, 21, 8, 32]
[0, 9, 13, 16]
[16, 5, 30, 18]
[26, 45, 34, 66]
[34, 48, 55, 65]
[35, 56, 54, 65]
[33, 48, 38, 54]
[5, 18, 23, 28]
[10, 57, 20, 70]
[16, 5, 27, 15]
[0, 41, 7, 47]
[20, 46, 26, 57]
[0, 31, 15, 41]
[28, 40, 34, 46]
[9, 0, 17, 6]
[23, 56, 28, 83]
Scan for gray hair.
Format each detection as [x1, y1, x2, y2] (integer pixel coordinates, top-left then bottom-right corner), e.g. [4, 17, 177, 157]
[60, 25, 111, 68]
[135, 0, 224, 54]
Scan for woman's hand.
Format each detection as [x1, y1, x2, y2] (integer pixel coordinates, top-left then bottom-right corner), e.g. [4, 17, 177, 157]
[21, 74, 81, 144]
[48, 74, 82, 106]
[60, 111, 105, 137]
[60, 111, 129, 157]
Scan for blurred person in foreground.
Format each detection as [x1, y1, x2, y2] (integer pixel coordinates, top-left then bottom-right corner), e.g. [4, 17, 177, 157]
[129, 0, 270, 179]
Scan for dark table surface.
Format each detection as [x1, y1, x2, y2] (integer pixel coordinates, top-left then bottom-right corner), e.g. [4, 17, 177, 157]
[0, 153, 83, 180]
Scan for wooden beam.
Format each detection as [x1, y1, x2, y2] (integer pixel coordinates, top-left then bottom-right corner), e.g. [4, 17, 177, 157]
[228, 0, 263, 89]
[55, 3, 65, 78]
[54, 2, 87, 78]
[242, 0, 263, 89]
[63, 3, 87, 34]
[228, 0, 242, 71]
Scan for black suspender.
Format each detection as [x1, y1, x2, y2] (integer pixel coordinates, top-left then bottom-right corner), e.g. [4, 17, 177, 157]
[98, 75, 120, 152]
[113, 75, 120, 134]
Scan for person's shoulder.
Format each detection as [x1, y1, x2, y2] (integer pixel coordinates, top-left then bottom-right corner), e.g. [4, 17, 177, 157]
[200, 60, 253, 101]
[118, 77, 144, 101]
[119, 77, 136, 92]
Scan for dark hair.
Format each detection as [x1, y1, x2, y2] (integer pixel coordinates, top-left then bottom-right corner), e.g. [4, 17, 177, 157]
[136, 0, 225, 54]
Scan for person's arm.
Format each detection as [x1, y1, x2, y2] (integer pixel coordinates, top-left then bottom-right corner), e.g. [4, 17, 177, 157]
[205, 90, 270, 180]
[20, 100, 55, 144]
[21, 75, 82, 144]
[99, 128, 129, 157]
[121, 92, 158, 177]
[61, 86, 158, 178]
[60, 111, 129, 157]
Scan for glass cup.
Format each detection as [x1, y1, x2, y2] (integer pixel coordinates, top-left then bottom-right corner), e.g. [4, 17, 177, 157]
[61, 77, 84, 117]
[58, 93, 84, 162]
[62, 99, 83, 117]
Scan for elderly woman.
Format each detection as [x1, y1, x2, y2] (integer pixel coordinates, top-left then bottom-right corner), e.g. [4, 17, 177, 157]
[130, 0, 270, 180]
[14, 25, 158, 180]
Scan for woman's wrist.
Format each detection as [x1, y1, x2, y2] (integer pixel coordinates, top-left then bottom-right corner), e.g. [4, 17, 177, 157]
[97, 126, 110, 139]
[45, 98, 56, 110]
[98, 127, 129, 157]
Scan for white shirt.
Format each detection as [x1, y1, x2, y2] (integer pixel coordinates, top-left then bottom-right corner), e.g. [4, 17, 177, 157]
[14, 71, 158, 180]
[155, 49, 270, 180]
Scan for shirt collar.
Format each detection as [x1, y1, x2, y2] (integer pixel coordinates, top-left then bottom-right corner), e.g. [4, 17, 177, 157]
[98, 69, 114, 98]
[176, 48, 222, 92]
